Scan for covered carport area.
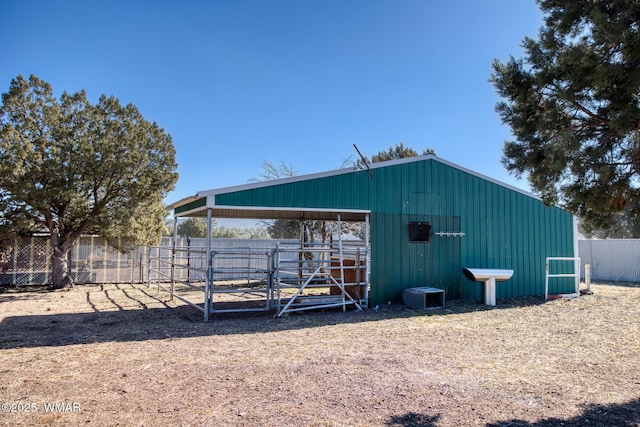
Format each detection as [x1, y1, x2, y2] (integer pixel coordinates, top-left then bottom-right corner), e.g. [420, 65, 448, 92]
[150, 198, 371, 321]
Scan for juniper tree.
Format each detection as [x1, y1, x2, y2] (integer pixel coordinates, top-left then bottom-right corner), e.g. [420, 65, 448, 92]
[0, 75, 178, 288]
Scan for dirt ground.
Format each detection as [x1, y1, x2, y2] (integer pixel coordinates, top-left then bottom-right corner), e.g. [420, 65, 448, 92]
[0, 282, 639, 426]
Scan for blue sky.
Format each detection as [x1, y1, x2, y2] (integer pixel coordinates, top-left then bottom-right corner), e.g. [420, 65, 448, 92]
[1, 0, 543, 204]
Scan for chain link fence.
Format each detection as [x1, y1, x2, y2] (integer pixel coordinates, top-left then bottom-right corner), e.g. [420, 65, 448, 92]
[0, 236, 147, 286]
[578, 239, 640, 282]
[0, 236, 298, 287]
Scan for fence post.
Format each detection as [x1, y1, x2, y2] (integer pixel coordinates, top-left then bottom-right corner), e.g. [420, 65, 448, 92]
[187, 237, 191, 282]
[12, 239, 19, 284]
[45, 238, 51, 284]
[29, 236, 35, 284]
[585, 264, 591, 291]
[67, 244, 73, 283]
[89, 236, 94, 283]
[102, 238, 108, 283]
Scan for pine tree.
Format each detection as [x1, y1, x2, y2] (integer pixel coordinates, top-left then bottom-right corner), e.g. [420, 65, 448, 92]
[491, 0, 640, 235]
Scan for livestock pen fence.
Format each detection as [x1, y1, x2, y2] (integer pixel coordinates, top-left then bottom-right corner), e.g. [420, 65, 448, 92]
[147, 238, 370, 320]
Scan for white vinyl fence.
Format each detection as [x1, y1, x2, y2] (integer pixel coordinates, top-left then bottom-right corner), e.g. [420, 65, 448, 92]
[579, 239, 640, 282]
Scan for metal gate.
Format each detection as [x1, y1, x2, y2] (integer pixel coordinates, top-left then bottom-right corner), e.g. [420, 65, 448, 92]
[147, 238, 370, 321]
[274, 241, 368, 317]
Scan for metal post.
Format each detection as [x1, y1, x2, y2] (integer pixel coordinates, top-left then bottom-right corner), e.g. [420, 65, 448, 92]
[337, 214, 346, 311]
[485, 277, 496, 306]
[171, 216, 178, 301]
[247, 248, 251, 287]
[365, 214, 370, 306]
[275, 242, 281, 315]
[355, 248, 361, 285]
[140, 249, 145, 285]
[545, 259, 549, 300]
[147, 246, 152, 288]
[267, 250, 273, 310]
[12, 238, 18, 285]
[102, 238, 108, 283]
[186, 237, 191, 283]
[116, 237, 122, 284]
[28, 236, 35, 284]
[204, 208, 213, 321]
[298, 221, 304, 286]
[89, 236, 95, 283]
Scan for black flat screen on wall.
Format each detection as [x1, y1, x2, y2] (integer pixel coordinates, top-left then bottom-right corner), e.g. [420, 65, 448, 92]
[408, 221, 431, 242]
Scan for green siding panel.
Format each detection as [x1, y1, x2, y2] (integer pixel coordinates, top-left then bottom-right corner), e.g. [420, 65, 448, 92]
[214, 158, 575, 305]
[175, 197, 206, 214]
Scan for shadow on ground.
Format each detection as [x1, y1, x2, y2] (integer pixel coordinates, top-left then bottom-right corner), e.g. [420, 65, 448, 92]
[386, 412, 440, 426]
[487, 398, 640, 427]
[0, 304, 422, 349]
[0, 283, 590, 349]
[384, 398, 640, 427]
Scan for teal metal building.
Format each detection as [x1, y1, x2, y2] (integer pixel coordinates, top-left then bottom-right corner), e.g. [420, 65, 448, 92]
[172, 155, 577, 306]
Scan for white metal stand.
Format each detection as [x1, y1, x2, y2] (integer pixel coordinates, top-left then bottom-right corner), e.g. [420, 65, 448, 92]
[545, 257, 580, 300]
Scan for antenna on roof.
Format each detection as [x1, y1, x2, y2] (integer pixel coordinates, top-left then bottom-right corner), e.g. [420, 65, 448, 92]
[353, 144, 374, 180]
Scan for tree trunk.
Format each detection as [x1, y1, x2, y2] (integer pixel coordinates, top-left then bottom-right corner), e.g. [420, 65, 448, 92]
[51, 246, 74, 289]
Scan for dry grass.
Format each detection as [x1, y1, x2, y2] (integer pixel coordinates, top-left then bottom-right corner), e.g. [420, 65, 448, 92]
[0, 282, 639, 426]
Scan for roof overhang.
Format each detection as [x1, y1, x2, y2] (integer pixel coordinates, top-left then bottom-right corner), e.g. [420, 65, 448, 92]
[166, 195, 200, 212]
[175, 204, 370, 222]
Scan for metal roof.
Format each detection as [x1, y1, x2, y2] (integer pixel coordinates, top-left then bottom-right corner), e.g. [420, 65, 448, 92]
[169, 154, 536, 218]
[195, 154, 534, 199]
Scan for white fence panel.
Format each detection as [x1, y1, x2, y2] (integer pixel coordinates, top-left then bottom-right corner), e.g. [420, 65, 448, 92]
[579, 239, 640, 282]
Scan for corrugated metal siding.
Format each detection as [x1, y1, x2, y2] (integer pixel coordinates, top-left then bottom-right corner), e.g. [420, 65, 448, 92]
[214, 158, 575, 305]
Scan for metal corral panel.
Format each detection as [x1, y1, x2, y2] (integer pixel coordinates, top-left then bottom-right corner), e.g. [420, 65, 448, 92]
[212, 156, 575, 305]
